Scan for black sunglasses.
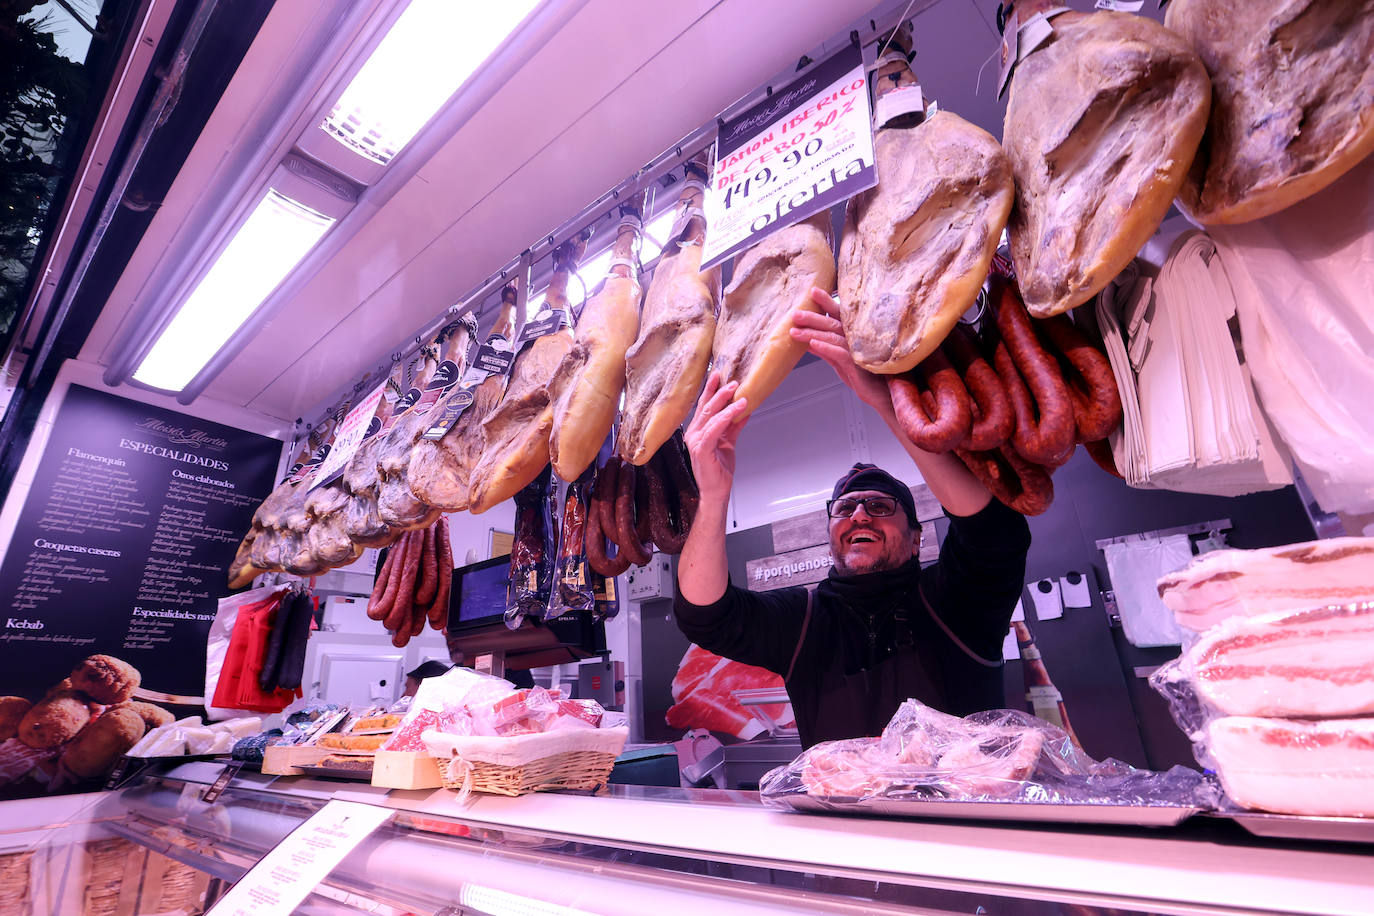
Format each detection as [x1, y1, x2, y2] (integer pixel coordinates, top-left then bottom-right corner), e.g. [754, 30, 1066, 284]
[826, 496, 899, 519]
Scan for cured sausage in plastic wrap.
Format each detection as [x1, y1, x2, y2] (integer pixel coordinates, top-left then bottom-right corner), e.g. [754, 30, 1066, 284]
[506, 464, 557, 627]
[551, 467, 595, 615]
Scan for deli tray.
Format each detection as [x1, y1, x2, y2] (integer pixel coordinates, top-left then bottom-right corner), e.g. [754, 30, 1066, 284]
[1224, 811, 1374, 845]
[774, 793, 1199, 827]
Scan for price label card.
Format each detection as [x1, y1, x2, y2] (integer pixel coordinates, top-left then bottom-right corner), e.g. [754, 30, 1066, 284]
[702, 43, 876, 271]
[308, 384, 386, 490]
[208, 800, 393, 916]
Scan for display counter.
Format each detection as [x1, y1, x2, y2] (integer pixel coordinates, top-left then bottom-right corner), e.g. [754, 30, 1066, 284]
[12, 761, 1372, 915]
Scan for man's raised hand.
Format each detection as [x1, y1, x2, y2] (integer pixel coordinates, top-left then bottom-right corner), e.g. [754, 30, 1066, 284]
[683, 372, 750, 505]
[790, 287, 893, 416]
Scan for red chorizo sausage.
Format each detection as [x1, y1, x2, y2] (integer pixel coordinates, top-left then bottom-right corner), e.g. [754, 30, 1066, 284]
[943, 324, 1014, 451]
[888, 347, 972, 453]
[593, 458, 622, 549]
[646, 448, 687, 555]
[615, 459, 652, 567]
[366, 548, 395, 620]
[414, 523, 437, 607]
[585, 491, 631, 577]
[662, 430, 698, 534]
[425, 518, 453, 630]
[634, 464, 654, 548]
[1036, 314, 1123, 443]
[954, 444, 1055, 516]
[1083, 437, 1123, 479]
[385, 530, 421, 634]
[992, 277, 1076, 467]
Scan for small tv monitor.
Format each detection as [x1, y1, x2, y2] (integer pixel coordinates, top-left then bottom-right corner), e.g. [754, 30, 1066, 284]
[445, 555, 607, 671]
[449, 554, 511, 631]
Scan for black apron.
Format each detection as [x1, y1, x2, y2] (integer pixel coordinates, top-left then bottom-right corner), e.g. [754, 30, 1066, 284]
[796, 583, 951, 747]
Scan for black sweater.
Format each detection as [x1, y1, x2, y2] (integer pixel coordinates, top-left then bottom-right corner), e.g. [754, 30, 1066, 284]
[674, 499, 1032, 747]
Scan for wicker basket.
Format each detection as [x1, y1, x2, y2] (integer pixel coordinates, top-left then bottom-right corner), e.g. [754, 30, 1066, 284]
[423, 727, 628, 799]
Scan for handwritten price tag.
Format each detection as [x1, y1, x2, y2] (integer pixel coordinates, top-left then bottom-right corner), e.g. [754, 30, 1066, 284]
[702, 44, 876, 271]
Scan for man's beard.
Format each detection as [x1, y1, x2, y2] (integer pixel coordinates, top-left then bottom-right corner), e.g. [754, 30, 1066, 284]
[831, 530, 911, 576]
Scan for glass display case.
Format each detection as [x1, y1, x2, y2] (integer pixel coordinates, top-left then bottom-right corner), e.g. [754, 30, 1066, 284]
[7, 761, 1372, 915]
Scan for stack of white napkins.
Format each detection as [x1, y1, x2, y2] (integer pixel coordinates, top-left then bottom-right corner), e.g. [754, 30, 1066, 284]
[1096, 232, 1291, 496]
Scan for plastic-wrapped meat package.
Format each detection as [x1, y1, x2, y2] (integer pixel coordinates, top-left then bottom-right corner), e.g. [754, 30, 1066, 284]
[505, 465, 557, 628]
[760, 700, 1210, 809]
[381, 667, 519, 751]
[1149, 600, 1374, 817]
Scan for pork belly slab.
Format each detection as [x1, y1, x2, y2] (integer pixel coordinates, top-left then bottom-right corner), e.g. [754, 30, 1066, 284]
[1157, 537, 1374, 632]
[1207, 716, 1374, 817]
[1186, 603, 1374, 718]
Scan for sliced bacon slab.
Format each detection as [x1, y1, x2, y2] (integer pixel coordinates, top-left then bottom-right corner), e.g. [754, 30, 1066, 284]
[1187, 603, 1374, 718]
[1207, 716, 1374, 817]
[1157, 537, 1374, 633]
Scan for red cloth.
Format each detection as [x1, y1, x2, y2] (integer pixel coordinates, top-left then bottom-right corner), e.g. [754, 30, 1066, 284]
[211, 594, 299, 713]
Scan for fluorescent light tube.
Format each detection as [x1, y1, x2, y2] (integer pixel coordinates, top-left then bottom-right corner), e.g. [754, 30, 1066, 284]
[133, 190, 334, 391]
[323, 0, 540, 165]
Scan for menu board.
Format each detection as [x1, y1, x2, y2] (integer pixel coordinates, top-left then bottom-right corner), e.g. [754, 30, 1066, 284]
[0, 385, 279, 700]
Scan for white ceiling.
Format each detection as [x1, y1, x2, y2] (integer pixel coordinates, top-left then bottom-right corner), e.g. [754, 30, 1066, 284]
[79, 0, 1142, 428]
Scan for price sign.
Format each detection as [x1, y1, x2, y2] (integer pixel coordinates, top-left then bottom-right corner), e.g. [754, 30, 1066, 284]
[701, 43, 876, 271]
[307, 384, 386, 490]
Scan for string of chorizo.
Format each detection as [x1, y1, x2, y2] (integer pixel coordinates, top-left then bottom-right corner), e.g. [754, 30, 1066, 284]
[385, 529, 422, 637]
[366, 547, 396, 620]
[942, 324, 1014, 451]
[414, 523, 437, 608]
[888, 347, 972, 453]
[1035, 314, 1123, 443]
[991, 277, 1075, 467]
[424, 518, 453, 630]
[614, 458, 653, 567]
[646, 445, 687, 555]
[954, 444, 1055, 516]
[590, 461, 632, 576]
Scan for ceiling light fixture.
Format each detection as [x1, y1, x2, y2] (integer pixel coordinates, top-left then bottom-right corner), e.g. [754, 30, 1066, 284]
[125, 154, 357, 393]
[321, 0, 540, 168]
[132, 189, 336, 391]
[164, 0, 589, 404]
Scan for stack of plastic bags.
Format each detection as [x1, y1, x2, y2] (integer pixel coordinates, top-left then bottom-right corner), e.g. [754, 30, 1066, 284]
[1095, 232, 1291, 496]
[1150, 537, 1374, 817]
[1207, 155, 1374, 517]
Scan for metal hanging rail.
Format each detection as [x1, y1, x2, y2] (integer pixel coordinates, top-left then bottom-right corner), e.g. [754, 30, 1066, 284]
[297, 0, 936, 432]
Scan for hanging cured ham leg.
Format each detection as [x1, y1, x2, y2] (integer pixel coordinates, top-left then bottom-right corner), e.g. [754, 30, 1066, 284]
[618, 154, 722, 465]
[838, 25, 1013, 374]
[548, 192, 647, 482]
[1165, 0, 1374, 224]
[1002, 0, 1210, 316]
[713, 211, 835, 417]
[408, 287, 519, 511]
[467, 235, 587, 513]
